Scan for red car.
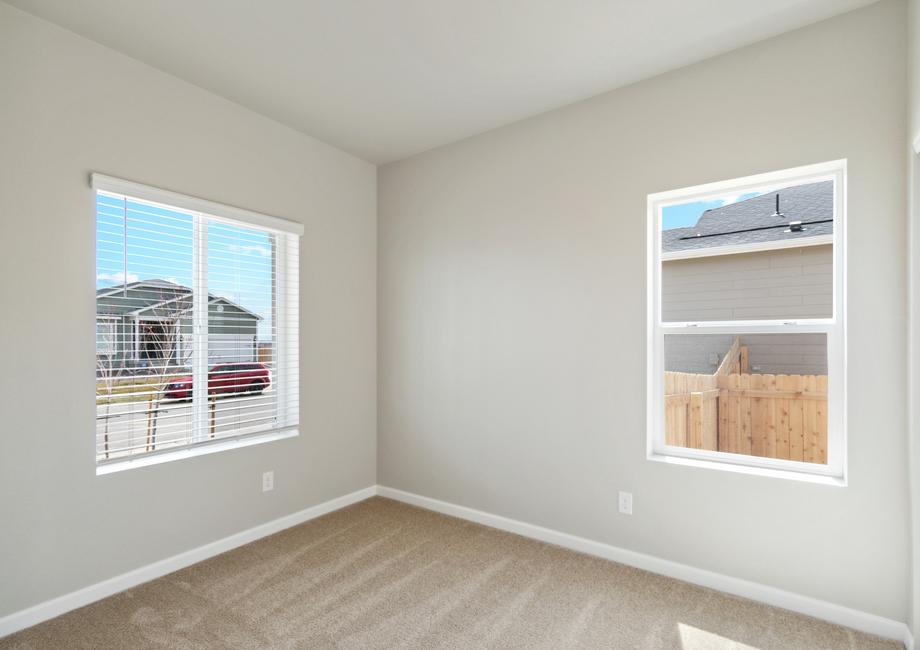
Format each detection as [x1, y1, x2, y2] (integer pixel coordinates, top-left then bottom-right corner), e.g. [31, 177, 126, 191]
[165, 362, 271, 400]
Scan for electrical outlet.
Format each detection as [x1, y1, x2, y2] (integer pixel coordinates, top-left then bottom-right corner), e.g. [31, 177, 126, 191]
[618, 491, 633, 515]
[262, 470, 274, 492]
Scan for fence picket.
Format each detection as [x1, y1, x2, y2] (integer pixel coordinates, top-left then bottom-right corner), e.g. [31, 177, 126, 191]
[730, 374, 741, 454]
[718, 388, 730, 452]
[750, 374, 765, 456]
[789, 374, 804, 461]
[803, 375, 819, 463]
[763, 374, 776, 458]
[775, 375, 791, 459]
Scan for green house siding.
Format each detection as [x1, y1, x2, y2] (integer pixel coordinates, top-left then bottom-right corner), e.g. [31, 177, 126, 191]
[96, 281, 260, 370]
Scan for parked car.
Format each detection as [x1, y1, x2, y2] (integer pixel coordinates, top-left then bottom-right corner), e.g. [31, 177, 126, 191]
[164, 362, 271, 400]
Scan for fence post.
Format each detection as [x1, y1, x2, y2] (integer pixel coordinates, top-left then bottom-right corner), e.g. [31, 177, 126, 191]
[209, 395, 217, 438]
[689, 392, 702, 448]
[145, 393, 155, 452]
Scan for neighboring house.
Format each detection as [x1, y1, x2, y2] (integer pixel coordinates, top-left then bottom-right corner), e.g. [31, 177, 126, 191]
[662, 181, 832, 375]
[96, 279, 261, 371]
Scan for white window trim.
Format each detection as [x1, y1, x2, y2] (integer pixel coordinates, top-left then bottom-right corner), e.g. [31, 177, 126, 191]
[97, 429, 299, 475]
[646, 159, 847, 484]
[93, 174, 301, 473]
[91, 173, 304, 236]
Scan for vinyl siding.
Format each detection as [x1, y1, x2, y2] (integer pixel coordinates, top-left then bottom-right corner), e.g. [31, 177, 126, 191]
[664, 333, 828, 375]
[661, 244, 832, 322]
[662, 245, 831, 375]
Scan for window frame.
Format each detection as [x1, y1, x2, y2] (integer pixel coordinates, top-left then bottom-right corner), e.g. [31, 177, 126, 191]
[92, 173, 303, 473]
[646, 160, 847, 483]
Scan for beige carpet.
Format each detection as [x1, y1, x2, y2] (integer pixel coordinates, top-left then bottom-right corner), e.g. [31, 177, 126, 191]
[0, 497, 901, 649]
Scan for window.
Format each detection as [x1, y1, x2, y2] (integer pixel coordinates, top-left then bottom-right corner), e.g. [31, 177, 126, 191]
[647, 160, 846, 481]
[96, 318, 117, 356]
[94, 174, 301, 470]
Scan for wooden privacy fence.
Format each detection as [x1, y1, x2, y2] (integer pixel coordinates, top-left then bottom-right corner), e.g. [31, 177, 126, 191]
[717, 373, 827, 463]
[664, 338, 828, 464]
[664, 372, 719, 451]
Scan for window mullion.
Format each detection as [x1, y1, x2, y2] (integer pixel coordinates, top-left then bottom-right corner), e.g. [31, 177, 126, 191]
[657, 321, 835, 336]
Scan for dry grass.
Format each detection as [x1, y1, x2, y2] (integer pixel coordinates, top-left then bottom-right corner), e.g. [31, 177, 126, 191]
[96, 374, 186, 405]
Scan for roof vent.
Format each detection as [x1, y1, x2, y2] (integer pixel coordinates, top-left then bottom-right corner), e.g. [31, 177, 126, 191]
[785, 221, 804, 233]
[771, 193, 784, 219]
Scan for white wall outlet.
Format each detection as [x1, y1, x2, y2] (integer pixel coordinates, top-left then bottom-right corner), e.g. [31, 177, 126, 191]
[618, 491, 633, 515]
[262, 470, 274, 492]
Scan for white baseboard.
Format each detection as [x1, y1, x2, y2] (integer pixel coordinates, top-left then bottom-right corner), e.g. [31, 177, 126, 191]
[1, 483, 912, 649]
[0, 485, 377, 639]
[377, 485, 913, 648]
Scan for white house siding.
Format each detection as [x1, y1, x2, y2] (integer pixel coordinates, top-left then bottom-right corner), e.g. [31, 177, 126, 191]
[742, 333, 827, 375]
[662, 245, 831, 376]
[661, 244, 832, 322]
[664, 333, 736, 374]
[208, 334, 257, 364]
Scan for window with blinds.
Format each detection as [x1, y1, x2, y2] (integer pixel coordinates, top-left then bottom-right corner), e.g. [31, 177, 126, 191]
[94, 175, 300, 468]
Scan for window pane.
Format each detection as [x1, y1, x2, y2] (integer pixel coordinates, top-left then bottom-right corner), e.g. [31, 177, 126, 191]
[661, 181, 833, 322]
[663, 333, 828, 464]
[96, 194, 195, 461]
[205, 219, 277, 441]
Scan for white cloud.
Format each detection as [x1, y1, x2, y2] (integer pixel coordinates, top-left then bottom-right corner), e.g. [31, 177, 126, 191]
[97, 271, 138, 283]
[227, 244, 271, 257]
[716, 191, 763, 207]
[716, 193, 747, 207]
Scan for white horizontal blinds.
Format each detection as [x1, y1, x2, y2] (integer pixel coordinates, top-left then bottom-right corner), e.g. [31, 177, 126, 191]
[96, 192, 196, 461]
[94, 179, 301, 465]
[277, 230, 299, 429]
[202, 220, 299, 442]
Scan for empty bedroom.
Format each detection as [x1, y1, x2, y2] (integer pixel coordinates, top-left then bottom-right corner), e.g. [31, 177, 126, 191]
[1, 0, 920, 648]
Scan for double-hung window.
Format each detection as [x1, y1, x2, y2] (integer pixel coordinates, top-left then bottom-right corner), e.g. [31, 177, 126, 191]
[647, 160, 846, 482]
[94, 174, 301, 472]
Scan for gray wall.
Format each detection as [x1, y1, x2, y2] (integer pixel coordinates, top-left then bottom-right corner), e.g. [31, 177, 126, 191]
[909, 0, 920, 639]
[378, 0, 909, 624]
[662, 245, 832, 322]
[0, 3, 377, 619]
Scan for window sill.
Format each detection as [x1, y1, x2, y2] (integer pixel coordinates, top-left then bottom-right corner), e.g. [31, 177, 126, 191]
[647, 451, 846, 487]
[96, 429, 299, 475]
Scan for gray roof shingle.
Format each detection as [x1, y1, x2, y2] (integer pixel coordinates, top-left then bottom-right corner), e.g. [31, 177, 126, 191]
[662, 180, 833, 253]
[96, 279, 261, 320]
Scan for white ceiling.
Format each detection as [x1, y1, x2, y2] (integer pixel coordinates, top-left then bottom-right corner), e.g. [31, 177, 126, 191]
[7, 0, 876, 163]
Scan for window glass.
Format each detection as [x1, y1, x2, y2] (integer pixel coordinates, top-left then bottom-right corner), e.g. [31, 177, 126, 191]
[664, 333, 828, 464]
[661, 181, 833, 323]
[648, 161, 844, 478]
[95, 186, 299, 467]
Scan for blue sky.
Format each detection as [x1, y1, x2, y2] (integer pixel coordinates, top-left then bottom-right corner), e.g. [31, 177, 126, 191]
[96, 193, 274, 340]
[661, 192, 759, 230]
